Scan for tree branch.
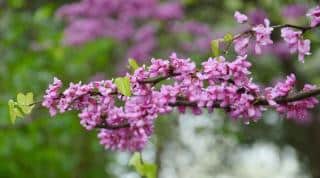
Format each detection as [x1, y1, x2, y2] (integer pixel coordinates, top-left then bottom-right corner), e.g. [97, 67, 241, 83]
[95, 122, 130, 130]
[271, 24, 319, 33]
[256, 87, 320, 105]
[97, 87, 320, 130]
[39, 23, 320, 130]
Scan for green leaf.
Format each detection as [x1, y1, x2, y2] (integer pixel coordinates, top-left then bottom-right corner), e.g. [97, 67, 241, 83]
[8, 100, 23, 124]
[115, 77, 131, 96]
[211, 39, 220, 57]
[129, 152, 144, 174]
[16, 92, 34, 114]
[129, 153, 157, 178]
[143, 163, 157, 178]
[128, 58, 139, 71]
[223, 33, 233, 43]
[8, 100, 16, 124]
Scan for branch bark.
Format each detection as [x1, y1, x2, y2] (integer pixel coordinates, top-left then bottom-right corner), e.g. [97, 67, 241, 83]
[97, 87, 320, 129]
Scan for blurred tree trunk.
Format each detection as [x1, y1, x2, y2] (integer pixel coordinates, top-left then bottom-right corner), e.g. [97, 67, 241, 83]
[280, 59, 320, 178]
[284, 115, 320, 178]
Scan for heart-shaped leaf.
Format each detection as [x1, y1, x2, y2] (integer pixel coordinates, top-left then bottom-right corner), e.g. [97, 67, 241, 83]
[129, 152, 157, 178]
[16, 92, 34, 114]
[8, 100, 23, 124]
[115, 77, 131, 97]
[128, 58, 139, 72]
[211, 39, 220, 57]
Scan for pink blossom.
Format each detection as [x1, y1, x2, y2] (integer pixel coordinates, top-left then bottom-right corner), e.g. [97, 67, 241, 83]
[42, 77, 63, 116]
[39, 6, 320, 152]
[42, 52, 319, 151]
[234, 11, 248, 24]
[170, 53, 196, 77]
[155, 2, 183, 20]
[298, 39, 311, 63]
[233, 36, 250, 56]
[282, 4, 308, 19]
[281, 27, 311, 62]
[276, 84, 318, 122]
[306, 6, 320, 27]
[229, 92, 263, 123]
[252, 19, 274, 54]
[281, 28, 302, 53]
[198, 56, 228, 83]
[264, 74, 296, 106]
[229, 55, 251, 86]
[248, 9, 267, 25]
[148, 58, 170, 78]
[170, 21, 212, 53]
[98, 128, 148, 152]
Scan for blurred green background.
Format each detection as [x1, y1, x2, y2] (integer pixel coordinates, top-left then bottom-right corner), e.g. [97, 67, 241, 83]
[1, 0, 320, 178]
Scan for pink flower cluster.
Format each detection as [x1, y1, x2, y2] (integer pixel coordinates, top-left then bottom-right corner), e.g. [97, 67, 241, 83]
[265, 75, 318, 121]
[56, 0, 213, 64]
[40, 7, 320, 152]
[307, 6, 320, 27]
[43, 52, 318, 151]
[281, 28, 311, 62]
[42, 78, 62, 116]
[282, 4, 308, 19]
[234, 11, 248, 24]
[232, 9, 314, 61]
[56, 0, 184, 61]
[170, 21, 213, 53]
[56, 0, 183, 43]
[233, 11, 274, 55]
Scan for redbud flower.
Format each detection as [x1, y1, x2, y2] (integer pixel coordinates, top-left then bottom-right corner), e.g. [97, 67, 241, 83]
[307, 6, 320, 27]
[229, 55, 251, 86]
[155, 2, 183, 20]
[233, 36, 250, 56]
[281, 27, 311, 62]
[42, 77, 63, 116]
[281, 28, 301, 53]
[199, 56, 228, 83]
[282, 4, 308, 19]
[264, 74, 296, 106]
[298, 39, 311, 63]
[276, 84, 318, 122]
[252, 19, 274, 54]
[234, 11, 248, 24]
[149, 58, 170, 78]
[41, 5, 320, 151]
[248, 9, 267, 25]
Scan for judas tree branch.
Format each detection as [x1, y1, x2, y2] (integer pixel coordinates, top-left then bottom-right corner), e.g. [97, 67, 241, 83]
[98, 87, 320, 130]
[139, 75, 172, 84]
[256, 87, 320, 105]
[271, 24, 320, 33]
[41, 23, 320, 130]
[96, 122, 130, 130]
[232, 23, 320, 42]
[171, 87, 320, 108]
[139, 72, 180, 84]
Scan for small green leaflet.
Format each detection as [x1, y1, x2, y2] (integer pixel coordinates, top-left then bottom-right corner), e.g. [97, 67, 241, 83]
[211, 39, 220, 57]
[17, 92, 34, 114]
[129, 152, 157, 178]
[129, 153, 144, 174]
[8, 92, 35, 124]
[223, 33, 233, 43]
[8, 100, 23, 124]
[128, 58, 139, 71]
[115, 77, 132, 96]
